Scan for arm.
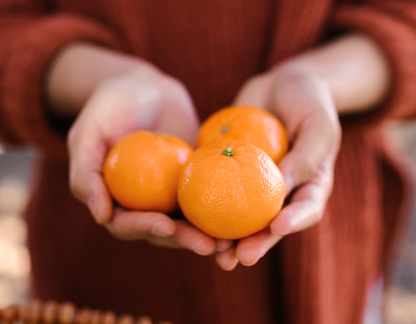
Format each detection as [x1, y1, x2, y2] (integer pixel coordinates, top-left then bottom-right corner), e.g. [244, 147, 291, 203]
[0, 1, 215, 255]
[275, 33, 390, 115]
[46, 42, 161, 117]
[332, 1, 416, 120]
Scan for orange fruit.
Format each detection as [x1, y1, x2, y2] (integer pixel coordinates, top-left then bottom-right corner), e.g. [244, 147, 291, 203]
[178, 139, 285, 239]
[104, 131, 193, 213]
[196, 105, 289, 163]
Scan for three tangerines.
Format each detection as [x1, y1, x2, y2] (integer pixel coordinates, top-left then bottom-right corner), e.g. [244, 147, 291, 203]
[103, 105, 289, 239]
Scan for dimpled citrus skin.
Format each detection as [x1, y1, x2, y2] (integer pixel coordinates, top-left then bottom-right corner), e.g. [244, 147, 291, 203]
[178, 139, 285, 239]
[104, 131, 193, 213]
[196, 105, 289, 163]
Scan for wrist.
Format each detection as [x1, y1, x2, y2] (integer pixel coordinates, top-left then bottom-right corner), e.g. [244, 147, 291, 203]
[45, 42, 161, 117]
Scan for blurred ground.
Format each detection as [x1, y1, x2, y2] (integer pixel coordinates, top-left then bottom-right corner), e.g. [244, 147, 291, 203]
[0, 122, 416, 322]
[384, 121, 416, 324]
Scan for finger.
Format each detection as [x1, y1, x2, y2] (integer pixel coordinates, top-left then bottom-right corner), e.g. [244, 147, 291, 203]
[270, 159, 334, 235]
[271, 76, 340, 195]
[172, 221, 216, 255]
[216, 239, 234, 252]
[136, 317, 152, 324]
[277, 111, 340, 195]
[105, 209, 176, 240]
[107, 210, 216, 254]
[215, 247, 239, 271]
[68, 121, 113, 224]
[67, 81, 164, 224]
[232, 74, 272, 108]
[145, 221, 216, 255]
[235, 228, 283, 266]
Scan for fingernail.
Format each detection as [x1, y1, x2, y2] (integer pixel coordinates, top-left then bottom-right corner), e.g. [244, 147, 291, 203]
[87, 196, 102, 223]
[283, 175, 294, 197]
[271, 228, 291, 236]
[241, 259, 259, 266]
[151, 228, 173, 237]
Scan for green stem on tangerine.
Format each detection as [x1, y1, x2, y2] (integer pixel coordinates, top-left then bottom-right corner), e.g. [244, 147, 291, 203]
[221, 125, 229, 133]
[222, 147, 234, 156]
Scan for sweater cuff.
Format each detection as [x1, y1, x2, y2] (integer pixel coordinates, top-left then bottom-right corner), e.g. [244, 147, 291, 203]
[1, 14, 125, 159]
[332, 5, 416, 125]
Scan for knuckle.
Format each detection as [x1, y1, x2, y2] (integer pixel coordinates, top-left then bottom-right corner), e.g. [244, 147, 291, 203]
[305, 200, 325, 225]
[68, 167, 83, 201]
[308, 163, 335, 203]
[327, 119, 342, 147]
[313, 114, 341, 157]
[314, 161, 334, 185]
[296, 158, 316, 183]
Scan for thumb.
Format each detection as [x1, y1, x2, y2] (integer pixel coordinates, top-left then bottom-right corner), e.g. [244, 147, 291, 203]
[67, 121, 113, 224]
[277, 111, 340, 195]
[232, 74, 272, 108]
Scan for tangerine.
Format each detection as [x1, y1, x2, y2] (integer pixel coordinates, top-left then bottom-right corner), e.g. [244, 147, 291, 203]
[196, 105, 289, 163]
[178, 139, 285, 239]
[104, 131, 193, 213]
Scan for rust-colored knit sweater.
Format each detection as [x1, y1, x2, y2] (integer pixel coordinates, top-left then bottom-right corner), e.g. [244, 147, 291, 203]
[1, 0, 416, 323]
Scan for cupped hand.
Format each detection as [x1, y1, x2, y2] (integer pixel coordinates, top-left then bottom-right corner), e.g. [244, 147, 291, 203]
[216, 66, 341, 270]
[66, 61, 215, 255]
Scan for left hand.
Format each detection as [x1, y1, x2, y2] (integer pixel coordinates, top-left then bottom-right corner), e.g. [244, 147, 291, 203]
[215, 66, 341, 270]
[48, 42, 216, 256]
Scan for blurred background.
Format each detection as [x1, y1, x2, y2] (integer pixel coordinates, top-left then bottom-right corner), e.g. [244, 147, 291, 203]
[0, 121, 415, 323]
[0, 147, 32, 308]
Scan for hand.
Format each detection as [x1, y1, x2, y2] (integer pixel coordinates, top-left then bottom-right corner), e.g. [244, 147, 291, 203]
[215, 67, 341, 270]
[50, 44, 216, 255]
[215, 33, 391, 271]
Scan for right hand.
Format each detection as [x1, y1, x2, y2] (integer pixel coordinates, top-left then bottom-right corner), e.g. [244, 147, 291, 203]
[49, 43, 216, 255]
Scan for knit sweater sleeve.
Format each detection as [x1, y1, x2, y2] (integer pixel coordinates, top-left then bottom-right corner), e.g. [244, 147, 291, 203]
[0, 0, 124, 159]
[332, 1, 416, 122]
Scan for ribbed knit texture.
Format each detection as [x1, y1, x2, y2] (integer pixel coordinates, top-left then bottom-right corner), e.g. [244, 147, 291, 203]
[0, 1, 125, 158]
[1, 0, 415, 323]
